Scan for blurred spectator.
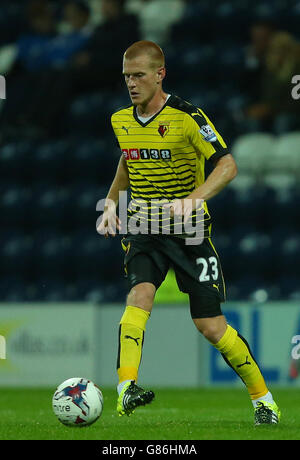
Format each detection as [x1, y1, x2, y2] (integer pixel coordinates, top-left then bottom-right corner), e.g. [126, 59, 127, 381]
[126, 0, 185, 46]
[245, 31, 300, 133]
[16, 0, 92, 73]
[63, 0, 91, 33]
[1, 0, 140, 140]
[71, 0, 140, 89]
[10, 0, 57, 75]
[1, 0, 94, 139]
[240, 20, 276, 103]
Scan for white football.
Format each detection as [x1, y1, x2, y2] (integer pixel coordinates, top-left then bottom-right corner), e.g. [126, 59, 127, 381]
[52, 377, 103, 426]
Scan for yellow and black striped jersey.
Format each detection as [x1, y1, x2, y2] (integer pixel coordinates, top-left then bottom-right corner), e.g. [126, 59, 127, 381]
[111, 94, 228, 237]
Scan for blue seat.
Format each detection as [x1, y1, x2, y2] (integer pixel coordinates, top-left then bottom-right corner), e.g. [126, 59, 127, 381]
[75, 277, 126, 302]
[0, 140, 32, 181]
[68, 90, 129, 135]
[68, 92, 106, 134]
[102, 280, 127, 302]
[234, 275, 262, 300]
[0, 276, 27, 302]
[279, 234, 300, 276]
[209, 187, 238, 229]
[31, 182, 70, 227]
[278, 273, 300, 300]
[67, 182, 109, 227]
[32, 230, 72, 276]
[75, 277, 106, 301]
[274, 187, 300, 229]
[0, 230, 33, 275]
[69, 228, 120, 277]
[34, 278, 66, 302]
[233, 231, 275, 277]
[66, 137, 117, 182]
[33, 139, 69, 179]
[0, 182, 32, 227]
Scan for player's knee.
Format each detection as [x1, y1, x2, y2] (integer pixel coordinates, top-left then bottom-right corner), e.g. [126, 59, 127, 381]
[193, 316, 227, 344]
[127, 282, 156, 312]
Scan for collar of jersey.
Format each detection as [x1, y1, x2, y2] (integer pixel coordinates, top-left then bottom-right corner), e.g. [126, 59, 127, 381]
[133, 94, 174, 127]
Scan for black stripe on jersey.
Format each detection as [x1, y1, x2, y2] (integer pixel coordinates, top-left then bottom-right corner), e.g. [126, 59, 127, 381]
[130, 179, 195, 192]
[130, 174, 195, 187]
[128, 171, 195, 180]
[130, 190, 193, 199]
[127, 163, 195, 172]
[209, 151, 229, 164]
[172, 157, 195, 163]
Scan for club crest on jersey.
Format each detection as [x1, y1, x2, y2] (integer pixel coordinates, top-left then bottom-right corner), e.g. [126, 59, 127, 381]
[158, 123, 169, 138]
[199, 124, 217, 142]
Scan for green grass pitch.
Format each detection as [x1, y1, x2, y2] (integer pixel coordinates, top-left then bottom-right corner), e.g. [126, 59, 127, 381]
[1, 387, 299, 440]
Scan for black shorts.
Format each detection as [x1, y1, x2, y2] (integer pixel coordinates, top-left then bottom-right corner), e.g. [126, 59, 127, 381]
[121, 234, 226, 318]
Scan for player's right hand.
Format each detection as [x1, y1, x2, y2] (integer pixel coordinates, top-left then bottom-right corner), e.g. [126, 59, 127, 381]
[96, 207, 122, 238]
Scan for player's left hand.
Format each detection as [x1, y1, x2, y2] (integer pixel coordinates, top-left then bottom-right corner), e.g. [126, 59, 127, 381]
[162, 198, 196, 224]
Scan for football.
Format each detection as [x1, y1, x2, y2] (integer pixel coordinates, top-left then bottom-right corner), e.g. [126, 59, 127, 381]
[52, 377, 103, 427]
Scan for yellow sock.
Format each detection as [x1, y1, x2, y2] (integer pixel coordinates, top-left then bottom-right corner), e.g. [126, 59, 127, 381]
[117, 305, 150, 384]
[214, 325, 268, 400]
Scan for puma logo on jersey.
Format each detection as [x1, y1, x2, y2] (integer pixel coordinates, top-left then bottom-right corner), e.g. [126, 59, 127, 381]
[122, 126, 130, 134]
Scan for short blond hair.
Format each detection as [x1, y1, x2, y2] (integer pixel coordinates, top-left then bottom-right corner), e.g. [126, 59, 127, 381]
[124, 40, 165, 69]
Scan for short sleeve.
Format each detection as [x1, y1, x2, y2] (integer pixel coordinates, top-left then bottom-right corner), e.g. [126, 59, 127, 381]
[183, 108, 228, 163]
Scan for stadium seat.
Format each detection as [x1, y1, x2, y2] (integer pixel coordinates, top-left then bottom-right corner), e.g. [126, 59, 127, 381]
[227, 172, 257, 192]
[262, 173, 297, 191]
[0, 230, 33, 276]
[234, 231, 275, 277]
[272, 132, 300, 173]
[32, 230, 72, 276]
[66, 137, 118, 183]
[234, 276, 280, 301]
[68, 92, 108, 134]
[234, 275, 262, 300]
[0, 276, 27, 302]
[232, 186, 267, 228]
[33, 139, 69, 180]
[209, 187, 238, 229]
[231, 133, 276, 175]
[279, 234, 300, 276]
[0, 140, 31, 180]
[67, 182, 109, 227]
[36, 278, 67, 302]
[75, 277, 107, 302]
[0, 182, 32, 228]
[69, 228, 123, 280]
[278, 275, 300, 300]
[31, 182, 70, 228]
[249, 285, 280, 302]
[270, 185, 300, 229]
[75, 278, 126, 303]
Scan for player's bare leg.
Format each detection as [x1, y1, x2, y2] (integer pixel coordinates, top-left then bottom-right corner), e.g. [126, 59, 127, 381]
[193, 315, 280, 425]
[117, 282, 155, 416]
